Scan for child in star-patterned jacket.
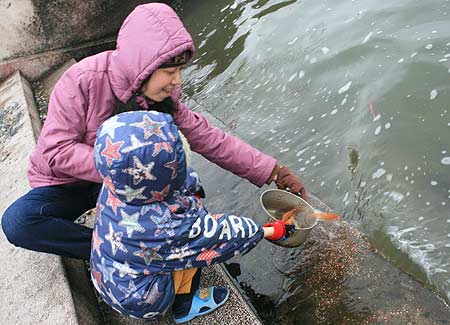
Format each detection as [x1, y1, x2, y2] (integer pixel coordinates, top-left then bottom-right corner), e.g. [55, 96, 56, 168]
[90, 110, 293, 323]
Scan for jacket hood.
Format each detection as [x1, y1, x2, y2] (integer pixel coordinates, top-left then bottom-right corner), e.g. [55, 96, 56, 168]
[94, 111, 187, 205]
[108, 3, 195, 103]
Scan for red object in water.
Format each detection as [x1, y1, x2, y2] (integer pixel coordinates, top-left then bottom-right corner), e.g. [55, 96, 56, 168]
[369, 102, 376, 118]
[311, 211, 340, 221]
[281, 208, 297, 225]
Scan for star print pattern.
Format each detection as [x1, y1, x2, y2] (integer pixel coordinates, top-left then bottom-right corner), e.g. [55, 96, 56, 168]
[113, 261, 139, 278]
[105, 222, 128, 256]
[94, 143, 103, 168]
[133, 242, 163, 265]
[92, 267, 103, 289]
[95, 202, 104, 226]
[196, 248, 221, 266]
[163, 159, 178, 179]
[118, 280, 142, 301]
[116, 185, 147, 202]
[106, 288, 123, 308]
[167, 131, 176, 142]
[211, 213, 224, 220]
[104, 176, 115, 194]
[99, 115, 126, 138]
[141, 204, 162, 215]
[119, 209, 145, 237]
[106, 191, 125, 214]
[91, 111, 264, 319]
[131, 115, 166, 140]
[150, 208, 181, 237]
[146, 184, 170, 203]
[121, 134, 153, 153]
[101, 136, 124, 167]
[184, 259, 193, 269]
[152, 141, 172, 156]
[139, 283, 162, 305]
[168, 203, 181, 213]
[166, 244, 196, 261]
[92, 227, 104, 257]
[122, 156, 156, 185]
[96, 257, 115, 285]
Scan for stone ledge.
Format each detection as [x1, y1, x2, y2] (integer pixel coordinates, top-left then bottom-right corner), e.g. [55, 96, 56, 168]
[0, 71, 79, 325]
[0, 37, 115, 82]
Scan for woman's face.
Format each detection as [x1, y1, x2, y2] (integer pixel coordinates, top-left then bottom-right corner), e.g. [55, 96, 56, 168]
[141, 66, 186, 102]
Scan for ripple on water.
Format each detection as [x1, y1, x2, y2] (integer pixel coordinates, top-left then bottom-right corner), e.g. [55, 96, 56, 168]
[374, 126, 382, 135]
[321, 47, 330, 54]
[441, 157, 450, 165]
[430, 89, 438, 100]
[384, 191, 404, 203]
[372, 168, 386, 179]
[362, 31, 373, 44]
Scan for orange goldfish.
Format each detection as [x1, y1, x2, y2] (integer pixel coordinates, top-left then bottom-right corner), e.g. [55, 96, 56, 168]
[281, 208, 298, 225]
[310, 211, 340, 221]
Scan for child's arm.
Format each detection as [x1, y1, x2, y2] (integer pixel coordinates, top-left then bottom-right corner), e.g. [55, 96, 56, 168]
[263, 226, 275, 238]
[154, 214, 292, 271]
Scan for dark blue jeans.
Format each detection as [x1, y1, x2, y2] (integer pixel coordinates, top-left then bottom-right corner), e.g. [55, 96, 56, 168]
[1, 183, 101, 260]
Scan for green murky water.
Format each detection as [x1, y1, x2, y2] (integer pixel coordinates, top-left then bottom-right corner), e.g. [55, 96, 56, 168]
[177, 0, 450, 322]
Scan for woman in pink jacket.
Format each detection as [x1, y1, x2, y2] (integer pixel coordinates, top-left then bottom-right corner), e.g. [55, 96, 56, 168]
[1, 4, 306, 261]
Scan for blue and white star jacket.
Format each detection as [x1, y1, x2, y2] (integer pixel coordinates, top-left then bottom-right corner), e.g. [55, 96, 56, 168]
[90, 111, 264, 319]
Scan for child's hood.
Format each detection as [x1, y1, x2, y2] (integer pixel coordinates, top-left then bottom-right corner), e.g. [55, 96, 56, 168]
[94, 110, 187, 205]
[108, 3, 195, 104]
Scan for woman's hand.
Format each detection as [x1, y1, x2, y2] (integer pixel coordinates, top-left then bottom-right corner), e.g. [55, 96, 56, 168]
[263, 220, 295, 241]
[267, 164, 308, 201]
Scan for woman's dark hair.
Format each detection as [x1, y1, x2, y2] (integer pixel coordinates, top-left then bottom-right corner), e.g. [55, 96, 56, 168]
[149, 96, 177, 115]
[113, 91, 177, 117]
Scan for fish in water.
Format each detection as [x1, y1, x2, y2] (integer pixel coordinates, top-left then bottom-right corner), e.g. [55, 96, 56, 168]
[281, 207, 340, 224]
[310, 211, 340, 221]
[281, 207, 298, 225]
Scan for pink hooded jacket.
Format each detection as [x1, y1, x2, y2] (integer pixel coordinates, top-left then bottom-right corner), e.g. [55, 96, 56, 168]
[27, 3, 276, 188]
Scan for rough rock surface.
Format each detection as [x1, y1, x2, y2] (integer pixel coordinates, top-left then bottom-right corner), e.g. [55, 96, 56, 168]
[0, 71, 79, 325]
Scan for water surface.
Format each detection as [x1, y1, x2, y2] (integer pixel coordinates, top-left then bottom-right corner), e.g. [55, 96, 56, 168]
[177, 0, 450, 321]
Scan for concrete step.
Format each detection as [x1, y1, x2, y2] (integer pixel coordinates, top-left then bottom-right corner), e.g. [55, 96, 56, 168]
[0, 71, 79, 324]
[0, 37, 115, 83]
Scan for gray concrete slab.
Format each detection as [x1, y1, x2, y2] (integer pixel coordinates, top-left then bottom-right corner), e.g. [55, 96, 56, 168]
[98, 265, 262, 325]
[0, 38, 115, 82]
[0, 1, 170, 62]
[0, 71, 79, 324]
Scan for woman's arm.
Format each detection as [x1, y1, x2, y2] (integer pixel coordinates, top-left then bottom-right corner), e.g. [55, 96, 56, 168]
[40, 67, 102, 183]
[174, 99, 277, 187]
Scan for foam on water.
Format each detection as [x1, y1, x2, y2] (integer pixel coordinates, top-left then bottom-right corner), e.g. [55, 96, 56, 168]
[430, 89, 438, 100]
[338, 81, 352, 94]
[362, 31, 373, 44]
[372, 168, 386, 179]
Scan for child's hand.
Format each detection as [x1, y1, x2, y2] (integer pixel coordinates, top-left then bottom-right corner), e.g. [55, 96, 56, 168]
[263, 220, 295, 241]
